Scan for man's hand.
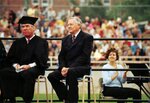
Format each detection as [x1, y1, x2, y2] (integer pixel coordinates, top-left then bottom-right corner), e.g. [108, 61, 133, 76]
[20, 65, 31, 70]
[15, 64, 21, 70]
[61, 67, 69, 77]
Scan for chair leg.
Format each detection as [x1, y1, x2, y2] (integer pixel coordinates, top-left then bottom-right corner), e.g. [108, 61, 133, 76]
[82, 76, 86, 103]
[44, 77, 49, 103]
[37, 76, 40, 103]
[36, 75, 49, 103]
[91, 77, 96, 103]
[82, 75, 96, 103]
[50, 86, 53, 103]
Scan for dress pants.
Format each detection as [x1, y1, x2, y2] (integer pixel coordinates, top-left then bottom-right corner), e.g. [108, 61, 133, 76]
[103, 86, 141, 103]
[48, 66, 90, 103]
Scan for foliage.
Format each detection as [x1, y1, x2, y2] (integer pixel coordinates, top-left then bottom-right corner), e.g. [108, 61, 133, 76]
[106, 0, 150, 21]
[80, 6, 107, 21]
[69, 0, 78, 5]
[69, 0, 150, 21]
[69, 0, 102, 5]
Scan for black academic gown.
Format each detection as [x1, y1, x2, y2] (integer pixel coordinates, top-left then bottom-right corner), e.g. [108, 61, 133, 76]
[0, 36, 48, 102]
[0, 40, 6, 69]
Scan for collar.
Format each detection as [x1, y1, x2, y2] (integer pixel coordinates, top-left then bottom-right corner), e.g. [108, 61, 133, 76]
[71, 29, 81, 38]
[25, 34, 35, 41]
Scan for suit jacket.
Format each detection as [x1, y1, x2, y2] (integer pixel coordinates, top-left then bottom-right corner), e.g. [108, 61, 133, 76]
[58, 30, 93, 70]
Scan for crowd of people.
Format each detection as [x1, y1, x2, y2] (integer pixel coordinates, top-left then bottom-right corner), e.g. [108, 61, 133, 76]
[0, 5, 149, 102]
[0, 6, 150, 60]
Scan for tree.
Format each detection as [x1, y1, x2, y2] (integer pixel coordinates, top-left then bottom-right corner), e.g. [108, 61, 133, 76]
[106, 0, 150, 21]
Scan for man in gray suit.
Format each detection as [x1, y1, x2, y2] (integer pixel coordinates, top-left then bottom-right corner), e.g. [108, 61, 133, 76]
[48, 17, 93, 103]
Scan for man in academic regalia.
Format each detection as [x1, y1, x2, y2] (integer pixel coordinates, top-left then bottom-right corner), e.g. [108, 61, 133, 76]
[0, 16, 49, 103]
[0, 40, 6, 69]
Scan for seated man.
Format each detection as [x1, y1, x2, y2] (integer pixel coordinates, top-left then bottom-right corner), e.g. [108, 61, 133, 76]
[0, 16, 49, 103]
[47, 17, 93, 103]
[0, 40, 6, 69]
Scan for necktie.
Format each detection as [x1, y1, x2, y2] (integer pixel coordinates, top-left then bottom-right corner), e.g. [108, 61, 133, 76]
[72, 35, 75, 43]
[27, 39, 30, 44]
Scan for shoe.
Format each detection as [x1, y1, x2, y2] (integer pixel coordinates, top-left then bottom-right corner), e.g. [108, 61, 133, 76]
[9, 98, 16, 103]
[0, 99, 4, 103]
[63, 100, 69, 103]
[0, 93, 4, 103]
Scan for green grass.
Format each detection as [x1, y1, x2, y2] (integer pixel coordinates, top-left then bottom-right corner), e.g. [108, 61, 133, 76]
[16, 93, 149, 103]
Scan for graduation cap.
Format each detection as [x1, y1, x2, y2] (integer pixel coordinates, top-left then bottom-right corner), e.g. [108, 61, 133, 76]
[18, 16, 38, 25]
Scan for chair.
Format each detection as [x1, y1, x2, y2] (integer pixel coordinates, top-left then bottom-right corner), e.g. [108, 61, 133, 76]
[50, 75, 96, 103]
[35, 75, 49, 103]
[81, 75, 96, 103]
[145, 63, 150, 69]
[99, 78, 114, 100]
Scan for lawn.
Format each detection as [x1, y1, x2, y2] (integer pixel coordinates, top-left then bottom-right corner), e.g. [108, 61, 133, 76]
[15, 93, 149, 103]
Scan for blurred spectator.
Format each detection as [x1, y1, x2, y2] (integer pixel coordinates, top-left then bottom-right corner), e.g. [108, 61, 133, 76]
[94, 17, 101, 27]
[74, 7, 80, 17]
[143, 40, 150, 56]
[131, 24, 142, 38]
[66, 7, 74, 18]
[101, 40, 110, 53]
[34, 5, 41, 17]
[17, 7, 27, 18]
[38, 14, 46, 31]
[27, 5, 36, 17]
[81, 23, 88, 33]
[44, 6, 56, 21]
[93, 44, 105, 60]
[126, 16, 135, 29]
[143, 21, 150, 37]
[131, 41, 140, 55]
[134, 47, 146, 56]
[8, 10, 16, 25]
[84, 16, 91, 27]
[145, 46, 150, 56]
[41, 21, 51, 38]
[34, 23, 40, 37]
[116, 17, 122, 25]
[104, 22, 115, 38]
[0, 16, 9, 29]
[124, 29, 133, 38]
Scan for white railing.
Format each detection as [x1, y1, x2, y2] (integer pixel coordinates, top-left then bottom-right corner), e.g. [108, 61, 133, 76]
[48, 56, 150, 68]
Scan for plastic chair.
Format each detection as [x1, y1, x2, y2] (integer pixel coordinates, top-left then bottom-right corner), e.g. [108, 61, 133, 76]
[81, 75, 96, 103]
[50, 75, 96, 103]
[35, 75, 49, 103]
[99, 78, 114, 100]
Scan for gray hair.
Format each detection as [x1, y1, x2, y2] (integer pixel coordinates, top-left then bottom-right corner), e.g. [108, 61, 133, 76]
[66, 16, 82, 26]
